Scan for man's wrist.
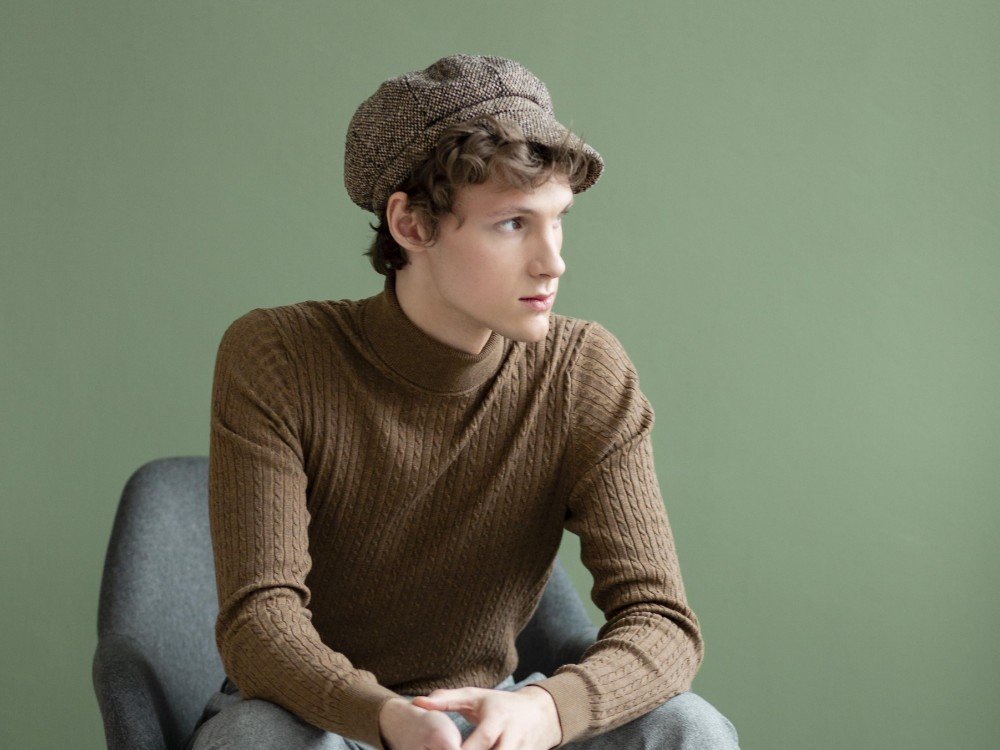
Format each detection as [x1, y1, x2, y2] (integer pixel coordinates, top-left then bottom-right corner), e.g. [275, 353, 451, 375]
[378, 697, 410, 749]
[519, 684, 562, 747]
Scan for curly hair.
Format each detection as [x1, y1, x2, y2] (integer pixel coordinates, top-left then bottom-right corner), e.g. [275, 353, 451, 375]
[361, 113, 599, 277]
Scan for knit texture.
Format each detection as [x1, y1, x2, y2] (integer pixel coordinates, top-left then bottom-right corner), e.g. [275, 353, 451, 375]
[208, 273, 704, 749]
[343, 53, 604, 214]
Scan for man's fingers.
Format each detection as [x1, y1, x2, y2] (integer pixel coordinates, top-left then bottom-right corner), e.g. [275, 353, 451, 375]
[460, 718, 503, 750]
[412, 688, 478, 713]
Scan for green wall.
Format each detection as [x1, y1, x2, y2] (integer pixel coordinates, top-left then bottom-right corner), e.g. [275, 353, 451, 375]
[3, 2, 997, 747]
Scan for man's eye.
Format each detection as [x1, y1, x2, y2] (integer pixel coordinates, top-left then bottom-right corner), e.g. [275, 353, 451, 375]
[498, 213, 567, 231]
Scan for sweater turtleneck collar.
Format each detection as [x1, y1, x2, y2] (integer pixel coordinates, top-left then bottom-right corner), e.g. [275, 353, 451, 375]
[362, 273, 510, 394]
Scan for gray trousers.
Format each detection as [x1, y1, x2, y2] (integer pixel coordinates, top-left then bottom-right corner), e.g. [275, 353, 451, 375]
[183, 671, 740, 750]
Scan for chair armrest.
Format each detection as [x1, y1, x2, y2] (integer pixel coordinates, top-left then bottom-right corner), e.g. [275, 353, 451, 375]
[92, 633, 171, 750]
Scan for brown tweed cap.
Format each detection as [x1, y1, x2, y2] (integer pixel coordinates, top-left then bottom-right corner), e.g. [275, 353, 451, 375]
[344, 53, 604, 215]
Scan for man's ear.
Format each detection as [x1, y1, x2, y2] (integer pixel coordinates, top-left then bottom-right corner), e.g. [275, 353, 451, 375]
[385, 191, 431, 252]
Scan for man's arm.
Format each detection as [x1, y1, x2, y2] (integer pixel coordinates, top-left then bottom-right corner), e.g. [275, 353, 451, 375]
[528, 322, 705, 746]
[208, 309, 399, 750]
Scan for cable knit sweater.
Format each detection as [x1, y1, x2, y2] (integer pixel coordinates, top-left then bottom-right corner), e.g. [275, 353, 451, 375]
[207, 272, 704, 749]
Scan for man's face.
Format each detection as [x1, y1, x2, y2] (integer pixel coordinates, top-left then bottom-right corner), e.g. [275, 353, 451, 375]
[402, 172, 574, 353]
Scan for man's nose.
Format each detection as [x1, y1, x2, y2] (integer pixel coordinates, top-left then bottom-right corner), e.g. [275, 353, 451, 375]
[534, 225, 565, 277]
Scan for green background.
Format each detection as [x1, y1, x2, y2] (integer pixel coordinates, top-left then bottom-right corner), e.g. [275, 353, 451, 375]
[3, 1, 997, 748]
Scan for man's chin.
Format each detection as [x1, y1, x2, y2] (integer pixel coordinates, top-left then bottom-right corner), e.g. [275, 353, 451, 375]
[498, 319, 550, 344]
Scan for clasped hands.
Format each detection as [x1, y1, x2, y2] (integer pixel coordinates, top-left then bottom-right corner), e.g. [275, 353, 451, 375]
[379, 683, 562, 750]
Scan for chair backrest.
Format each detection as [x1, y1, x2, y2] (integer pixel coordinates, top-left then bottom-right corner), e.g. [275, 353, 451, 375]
[95, 456, 223, 746]
[95, 456, 598, 748]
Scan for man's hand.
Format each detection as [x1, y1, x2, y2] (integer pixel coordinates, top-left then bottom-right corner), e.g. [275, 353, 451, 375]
[379, 696, 463, 750]
[410, 683, 562, 750]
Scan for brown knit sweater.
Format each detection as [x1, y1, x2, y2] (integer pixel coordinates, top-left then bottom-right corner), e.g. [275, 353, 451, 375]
[208, 273, 704, 749]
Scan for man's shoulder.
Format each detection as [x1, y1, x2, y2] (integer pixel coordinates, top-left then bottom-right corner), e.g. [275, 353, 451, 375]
[262, 297, 361, 329]
[547, 313, 628, 365]
[221, 297, 363, 350]
[547, 311, 596, 344]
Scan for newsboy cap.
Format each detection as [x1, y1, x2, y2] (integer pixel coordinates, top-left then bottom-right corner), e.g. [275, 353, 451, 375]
[344, 53, 604, 214]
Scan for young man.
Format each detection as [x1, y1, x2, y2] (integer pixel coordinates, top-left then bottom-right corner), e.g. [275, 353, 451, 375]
[185, 54, 740, 750]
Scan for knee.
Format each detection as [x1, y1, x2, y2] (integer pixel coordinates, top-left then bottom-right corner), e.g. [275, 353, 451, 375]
[192, 697, 327, 750]
[646, 691, 740, 750]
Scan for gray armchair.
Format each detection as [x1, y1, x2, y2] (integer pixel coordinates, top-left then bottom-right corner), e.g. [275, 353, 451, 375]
[93, 456, 599, 749]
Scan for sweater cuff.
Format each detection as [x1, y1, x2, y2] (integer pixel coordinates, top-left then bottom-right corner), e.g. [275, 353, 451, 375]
[529, 671, 592, 746]
[338, 679, 401, 750]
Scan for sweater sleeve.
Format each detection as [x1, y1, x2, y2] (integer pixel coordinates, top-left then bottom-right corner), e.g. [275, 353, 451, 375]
[529, 322, 705, 746]
[208, 308, 400, 750]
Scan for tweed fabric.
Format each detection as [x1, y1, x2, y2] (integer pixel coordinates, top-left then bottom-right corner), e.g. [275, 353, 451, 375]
[344, 53, 604, 214]
[208, 274, 703, 750]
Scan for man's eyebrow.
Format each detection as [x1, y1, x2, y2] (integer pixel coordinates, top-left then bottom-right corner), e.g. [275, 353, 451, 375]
[487, 199, 574, 217]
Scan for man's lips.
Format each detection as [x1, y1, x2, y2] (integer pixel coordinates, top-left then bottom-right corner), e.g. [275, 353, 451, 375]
[519, 293, 555, 311]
